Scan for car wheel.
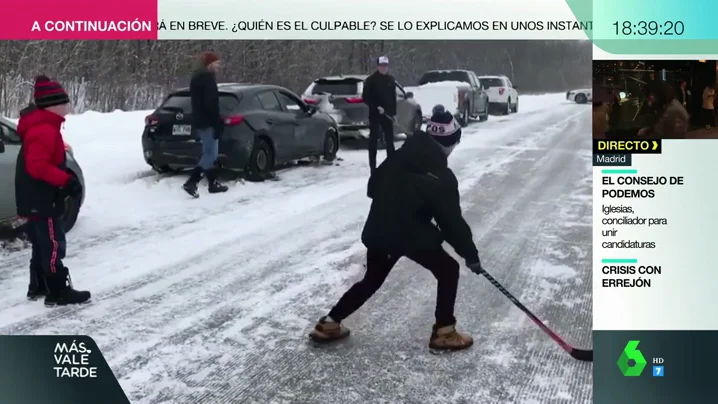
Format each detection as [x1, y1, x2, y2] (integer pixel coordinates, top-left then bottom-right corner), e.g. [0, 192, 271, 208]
[245, 137, 274, 182]
[513, 98, 519, 113]
[60, 188, 81, 233]
[576, 93, 588, 104]
[322, 129, 339, 162]
[503, 99, 511, 115]
[479, 103, 489, 122]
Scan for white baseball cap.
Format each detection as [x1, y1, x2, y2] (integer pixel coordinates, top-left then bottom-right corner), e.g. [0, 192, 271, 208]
[377, 56, 389, 65]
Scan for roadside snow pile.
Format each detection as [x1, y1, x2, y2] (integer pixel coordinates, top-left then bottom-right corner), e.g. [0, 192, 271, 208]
[414, 81, 471, 89]
[404, 81, 468, 117]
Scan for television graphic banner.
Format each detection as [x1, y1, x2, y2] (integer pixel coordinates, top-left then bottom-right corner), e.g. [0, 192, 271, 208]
[593, 138, 718, 402]
[0, 336, 129, 403]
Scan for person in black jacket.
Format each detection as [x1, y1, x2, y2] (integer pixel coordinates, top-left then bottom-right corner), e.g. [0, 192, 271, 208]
[362, 56, 398, 173]
[182, 51, 229, 197]
[309, 128, 483, 351]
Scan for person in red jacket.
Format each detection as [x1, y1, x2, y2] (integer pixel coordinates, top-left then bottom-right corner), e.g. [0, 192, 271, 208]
[15, 75, 91, 306]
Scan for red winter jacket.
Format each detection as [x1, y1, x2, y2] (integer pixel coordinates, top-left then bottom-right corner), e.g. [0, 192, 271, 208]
[15, 108, 71, 217]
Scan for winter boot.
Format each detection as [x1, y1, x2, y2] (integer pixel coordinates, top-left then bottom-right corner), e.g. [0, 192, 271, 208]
[309, 316, 350, 343]
[44, 269, 91, 307]
[182, 167, 203, 198]
[206, 169, 228, 194]
[428, 324, 473, 351]
[27, 270, 48, 301]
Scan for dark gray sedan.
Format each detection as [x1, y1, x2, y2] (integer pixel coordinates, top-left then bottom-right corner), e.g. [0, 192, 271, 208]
[301, 75, 423, 141]
[142, 83, 340, 180]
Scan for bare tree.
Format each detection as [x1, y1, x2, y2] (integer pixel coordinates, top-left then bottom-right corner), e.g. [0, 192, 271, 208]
[0, 40, 591, 117]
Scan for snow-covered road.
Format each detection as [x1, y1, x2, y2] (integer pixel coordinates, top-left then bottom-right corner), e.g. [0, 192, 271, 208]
[0, 94, 592, 403]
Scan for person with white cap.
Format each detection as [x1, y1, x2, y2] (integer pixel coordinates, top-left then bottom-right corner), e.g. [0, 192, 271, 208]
[361, 55, 398, 173]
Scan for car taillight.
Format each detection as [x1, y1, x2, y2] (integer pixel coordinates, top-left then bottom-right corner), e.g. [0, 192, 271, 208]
[344, 97, 363, 103]
[145, 114, 159, 126]
[498, 87, 506, 95]
[224, 114, 245, 126]
[303, 98, 318, 104]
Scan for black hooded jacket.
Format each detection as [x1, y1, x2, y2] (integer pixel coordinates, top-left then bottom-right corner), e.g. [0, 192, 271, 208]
[190, 68, 223, 138]
[361, 131, 480, 263]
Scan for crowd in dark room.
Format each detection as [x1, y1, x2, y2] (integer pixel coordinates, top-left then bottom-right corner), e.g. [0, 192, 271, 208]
[592, 60, 717, 139]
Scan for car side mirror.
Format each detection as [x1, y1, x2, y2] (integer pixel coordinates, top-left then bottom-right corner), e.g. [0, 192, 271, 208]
[404, 92, 414, 99]
[305, 104, 317, 116]
[513, 85, 518, 90]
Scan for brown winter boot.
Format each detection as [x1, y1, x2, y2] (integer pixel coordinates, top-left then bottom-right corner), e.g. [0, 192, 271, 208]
[309, 316, 350, 343]
[429, 324, 473, 351]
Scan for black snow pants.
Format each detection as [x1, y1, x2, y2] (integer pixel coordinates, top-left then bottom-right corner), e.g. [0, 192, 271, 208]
[328, 246, 460, 327]
[368, 114, 395, 172]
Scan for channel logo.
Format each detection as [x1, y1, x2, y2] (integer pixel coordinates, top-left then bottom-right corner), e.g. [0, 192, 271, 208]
[617, 340, 664, 377]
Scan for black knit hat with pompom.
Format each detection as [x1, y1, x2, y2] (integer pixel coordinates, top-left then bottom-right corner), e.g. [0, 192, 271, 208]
[33, 75, 69, 108]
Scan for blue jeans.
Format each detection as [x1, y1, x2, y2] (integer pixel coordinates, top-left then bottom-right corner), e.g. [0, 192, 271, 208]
[196, 128, 219, 170]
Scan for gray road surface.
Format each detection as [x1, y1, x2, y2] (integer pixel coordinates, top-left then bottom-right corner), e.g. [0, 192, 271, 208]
[0, 98, 592, 404]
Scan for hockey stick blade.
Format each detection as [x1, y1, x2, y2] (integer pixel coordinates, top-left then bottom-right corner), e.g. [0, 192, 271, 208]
[479, 270, 593, 362]
[570, 348, 593, 362]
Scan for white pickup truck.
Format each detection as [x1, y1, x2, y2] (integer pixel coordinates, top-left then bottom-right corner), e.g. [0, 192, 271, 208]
[477, 75, 520, 115]
[404, 69, 490, 127]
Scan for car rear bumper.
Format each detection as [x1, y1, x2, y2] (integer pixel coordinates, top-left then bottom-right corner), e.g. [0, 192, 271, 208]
[337, 123, 370, 139]
[488, 96, 510, 104]
[142, 133, 198, 164]
[143, 132, 255, 170]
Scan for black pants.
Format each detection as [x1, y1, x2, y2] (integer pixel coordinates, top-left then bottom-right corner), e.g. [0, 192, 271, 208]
[368, 114, 395, 172]
[328, 247, 460, 327]
[25, 217, 66, 288]
[703, 108, 715, 127]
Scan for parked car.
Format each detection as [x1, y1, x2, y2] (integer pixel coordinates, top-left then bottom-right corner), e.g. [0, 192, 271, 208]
[477, 75, 519, 115]
[0, 116, 86, 233]
[414, 69, 490, 126]
[142, 83, 340, 179]
[301, 75, 423, 141]
[566, 88, 592, 104]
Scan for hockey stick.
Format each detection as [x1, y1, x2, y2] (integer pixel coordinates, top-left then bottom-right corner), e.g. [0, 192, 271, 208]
[479, 269, 593, 362]
[386, 115, 413, 136]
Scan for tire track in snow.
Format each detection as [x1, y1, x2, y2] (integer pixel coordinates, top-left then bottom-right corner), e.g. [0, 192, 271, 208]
[201, 108, 593, 404]
[0, 99, 590, 403]
[109, 116, 556, 404]
[2, 109, 548, 335]
[94, 108, 590, 404]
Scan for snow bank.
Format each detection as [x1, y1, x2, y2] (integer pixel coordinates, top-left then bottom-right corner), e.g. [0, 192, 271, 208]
[412, 81, 470, 89]
[60, 110, 157, 230]
[404, 82, 465, 117]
